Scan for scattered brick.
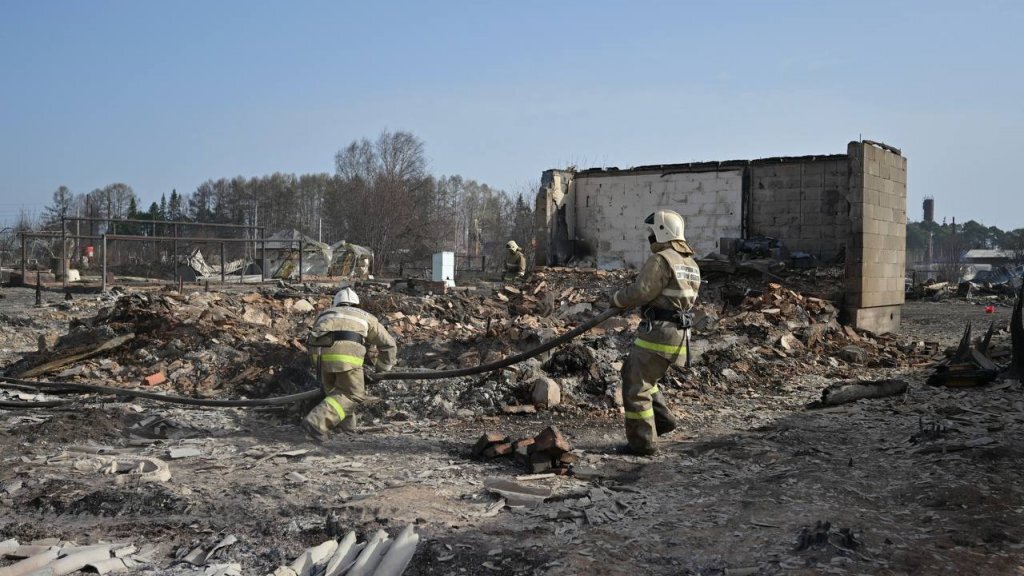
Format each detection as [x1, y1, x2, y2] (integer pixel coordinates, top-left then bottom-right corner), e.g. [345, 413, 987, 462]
[143, 371, 167, 386]
[472, 432, 508, 457]
[482, 442, 513, 458]
[530, 426, 572, 457]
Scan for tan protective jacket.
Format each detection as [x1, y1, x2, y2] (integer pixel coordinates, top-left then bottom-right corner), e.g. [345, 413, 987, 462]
[308, 306, 397, 373]
[611, 240, 701, 365]
[505, 249, 526, 276]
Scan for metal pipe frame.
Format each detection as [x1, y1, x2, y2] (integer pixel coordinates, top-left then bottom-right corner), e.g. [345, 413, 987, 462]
[62, 216, 264, 233]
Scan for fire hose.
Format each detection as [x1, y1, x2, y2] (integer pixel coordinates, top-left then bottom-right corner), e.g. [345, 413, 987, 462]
[0, 307, 623, 409]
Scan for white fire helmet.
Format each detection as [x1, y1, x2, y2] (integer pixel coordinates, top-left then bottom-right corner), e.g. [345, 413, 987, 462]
[333, 286, 360, 307]
[506, 240, 520, 251]
[645, 210, 686, 244]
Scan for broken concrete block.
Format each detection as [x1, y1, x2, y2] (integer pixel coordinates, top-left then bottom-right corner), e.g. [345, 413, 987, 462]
[531, 426, 571, 457]
[168, 447, 202, 459]
[292, 299, 314, 313]
[839, 345, 868, 364]
[501, 404, 536, 415]
[143, 372, 167, 387]
[530, 377, 561, 408]
[241, 306, 271, 326]
[571, 466, 605, 481]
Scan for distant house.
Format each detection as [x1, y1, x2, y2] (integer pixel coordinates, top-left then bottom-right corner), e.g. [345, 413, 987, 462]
[962, 249, 1016, 267]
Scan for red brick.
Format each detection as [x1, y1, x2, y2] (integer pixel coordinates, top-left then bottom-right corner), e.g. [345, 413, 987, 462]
[143, 371, 167, 386]
[472, 432, 508, 457]
[512, 438, 535, 451]
[531, 426, 571, 456]
[482, 442, 513, 459]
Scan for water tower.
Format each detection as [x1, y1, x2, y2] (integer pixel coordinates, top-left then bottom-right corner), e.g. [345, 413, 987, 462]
[923, 197, 935, 223]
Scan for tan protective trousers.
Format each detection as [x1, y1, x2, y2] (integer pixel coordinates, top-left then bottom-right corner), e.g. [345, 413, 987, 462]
[621, 346, 676, 454]
[304, 368, 366, 435]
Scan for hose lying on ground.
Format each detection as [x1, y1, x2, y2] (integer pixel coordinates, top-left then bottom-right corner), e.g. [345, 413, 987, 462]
[0, 399, 71, 409]
[0, 376, 322, 407]
[0, 307, 623, 408]
[370, 307, 622, 381]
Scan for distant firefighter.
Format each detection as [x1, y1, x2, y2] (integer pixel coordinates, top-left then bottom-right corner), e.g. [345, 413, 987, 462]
[504, 240, 526, 280]
[354, 255, 370, 280]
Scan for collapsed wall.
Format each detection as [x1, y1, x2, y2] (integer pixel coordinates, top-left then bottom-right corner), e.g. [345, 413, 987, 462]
[535, 140, 907, 333]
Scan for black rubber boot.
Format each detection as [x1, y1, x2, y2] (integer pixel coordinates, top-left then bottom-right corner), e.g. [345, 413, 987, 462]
[301, 421, 328, 444]
[614, 444, 659, 457]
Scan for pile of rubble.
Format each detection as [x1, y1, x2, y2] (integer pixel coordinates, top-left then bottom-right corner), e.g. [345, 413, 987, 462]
[5, 288, 320, 398]
[683, 283, 942, 393]
[1, 266, 949, 422]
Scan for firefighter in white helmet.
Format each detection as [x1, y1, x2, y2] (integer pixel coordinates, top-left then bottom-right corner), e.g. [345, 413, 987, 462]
[609, 209, 701, 455]
[504, 240, 526, 280]
[302, 286, 397, 441]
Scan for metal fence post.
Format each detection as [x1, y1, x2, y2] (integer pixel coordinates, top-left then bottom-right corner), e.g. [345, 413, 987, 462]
[298, 240, 304, 283]
[21, 233, 27, 286]
[221, 242, 226, 284]
[172, 223, 179, 284]
[61, 215, 67, 289]
[101, 234, 108, 293]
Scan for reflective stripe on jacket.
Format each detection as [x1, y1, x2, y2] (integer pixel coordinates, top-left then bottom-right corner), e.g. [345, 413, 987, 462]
[612, 242, 701, 365]
[505, 250, 526, 275]
[308, 306, 397, 373]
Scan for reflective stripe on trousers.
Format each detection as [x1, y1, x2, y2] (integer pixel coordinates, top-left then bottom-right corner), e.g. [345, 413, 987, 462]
[325, 396, 347, 421]
[634, 338, 687, 356]
[625, 408, 655, 420]
[318, 353, 365, 366]
[624, 384, 661, 420]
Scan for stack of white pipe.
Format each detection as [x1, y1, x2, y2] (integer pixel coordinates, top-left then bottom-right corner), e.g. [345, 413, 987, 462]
[266, 526, 419, 576]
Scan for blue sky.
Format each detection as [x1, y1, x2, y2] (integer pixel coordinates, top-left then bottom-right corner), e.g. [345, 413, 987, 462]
[1, 1, 1022, 229]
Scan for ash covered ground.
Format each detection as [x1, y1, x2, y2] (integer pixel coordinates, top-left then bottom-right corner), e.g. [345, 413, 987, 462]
[1, 270, 1022, 575]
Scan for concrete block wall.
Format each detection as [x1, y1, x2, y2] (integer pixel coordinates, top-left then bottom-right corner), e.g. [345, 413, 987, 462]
[571, 170, 743, 268]
[844, 141, 907, 333]
[748, 159, 850, 261]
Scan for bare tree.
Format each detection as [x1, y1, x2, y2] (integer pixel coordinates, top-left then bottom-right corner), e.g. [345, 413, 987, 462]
[332, 131, 433, 266]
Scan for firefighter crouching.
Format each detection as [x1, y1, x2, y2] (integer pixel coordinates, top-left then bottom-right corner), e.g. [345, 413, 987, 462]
[504, 240, 527, 280]
[302, 287, 397, 442]
[609, 209, 701, 455]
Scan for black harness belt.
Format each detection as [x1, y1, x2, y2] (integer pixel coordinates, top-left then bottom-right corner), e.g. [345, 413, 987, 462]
[330, 331, 365, 345]
[640, 306, 693, 328]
